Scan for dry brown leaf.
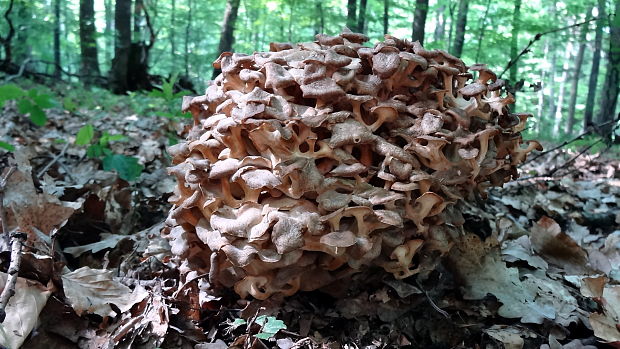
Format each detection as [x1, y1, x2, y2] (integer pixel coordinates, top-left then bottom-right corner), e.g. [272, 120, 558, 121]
[530, 216, 590, 274]
[0, 273, 52, 349]
[61, 267, 148, 317]
[589, 285, 620, 346]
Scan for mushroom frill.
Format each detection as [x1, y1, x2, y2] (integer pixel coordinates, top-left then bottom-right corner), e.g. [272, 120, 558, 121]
[163, 29, 541, 300]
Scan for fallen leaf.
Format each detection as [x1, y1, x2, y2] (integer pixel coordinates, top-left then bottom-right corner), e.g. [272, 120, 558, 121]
[61, 267, 148, 317]
[63, 233, 132, 257]
[589, 285, 620, 345]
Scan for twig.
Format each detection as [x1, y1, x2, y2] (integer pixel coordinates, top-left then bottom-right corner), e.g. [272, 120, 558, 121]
[36, 142, 69, 178]
[546, 140, 603, 176]
[0, 166, 16, 247]
[416, 280, 449, 318]
[0, 231, 26, 323]
[521, 118, 618, 166]
[3, 57, 30, 83]
[499, 15, 603, 79]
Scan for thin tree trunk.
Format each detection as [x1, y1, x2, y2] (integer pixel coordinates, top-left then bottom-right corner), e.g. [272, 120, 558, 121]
[433, 5, 445, 43]
[546, 2, 558, 130]
[566, 13, 590, 135]
[451, 0, 468, 57]
[347, 0, 357, 32]
[109, 0, 132, 93]
[357, 0, 368, 34]
[412, 0, 429, 45]
[584, 0, 606, 129]
[212, 0, 240, 79]
[79, 0, 101, 86]
[509, 0, 522, 84]
[598, 0, 620, 139]
[53, 0, 61, 78]
[104, 0, 113, 64]
[184, 0, 192, 77]
[315, 2, 324, 35]
[553, 41, 573, 138]
[0, 0, 15, 71]
[383, 0, 389, 35]
[447, 3, 457, 52]
[134, 0, 143, 40]
[537, 39, 550, 136]
[170, 0, 176, 69]
[474, 0, 491, 62]
[288, 0, 295, 41]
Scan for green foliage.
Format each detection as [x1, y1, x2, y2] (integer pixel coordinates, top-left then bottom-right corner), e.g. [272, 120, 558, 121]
[0, 84, 55, 126]
[254, 315, 287, 339]
[148, 75, 192, 119]
[102, 154, 144, 182]
[75, 125, 95, 146]
[0, 141, 15, 152]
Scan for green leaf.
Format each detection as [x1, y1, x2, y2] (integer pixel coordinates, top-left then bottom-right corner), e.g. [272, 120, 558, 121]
[75, 125, 95, 145]
[29, 105, 47, 126]
[255, 332, 276, 340]
[0, 141, 15, 152]
[63, 97, 78, 112]
[0, 84, 25, 106]
[32, 93, 55, 108]
[102, 154, 143, 181]
[231, 318, 247, 329]
[253, 316, 286, 340]
[86, 144, 104, 158]
[17, 98, 33, 114]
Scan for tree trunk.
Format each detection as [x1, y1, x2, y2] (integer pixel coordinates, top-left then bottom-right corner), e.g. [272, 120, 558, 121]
[104, 0, 113, 64]
[109, 0, 132, 93]
[383, 0, 389, 35]
[412, 0, 428, 45]
[0, 0, 15, 71]
[315, 2, 324, 35]
[53, 0, 61, 78]
[447, 3, 457, 52]
[288, 0, 295, 41]
[170, 0, 176, 69]
[474, 0, 491, 62]
[584, 0, 606, 129]
[212, 0, 240, 79]
[79, 0, 101, 86]
[357, 0, 368, 34]
[451, 0, 469, 57]
[184, 0, 192, 77]
[598, 0, 620, 139]
[347, 0, 357, 32]
[433, 5, 445, 43]
[566, 14, 590, 135]
[509, 0, 521, 84]
[553, 41, 572, 138]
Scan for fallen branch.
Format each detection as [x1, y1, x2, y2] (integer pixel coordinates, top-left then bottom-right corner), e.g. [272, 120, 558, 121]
[499, 15, 604, 79]
[0, 231, 26, 323]
[3, 57, 30, 83]
[0, 166, 16, 248]
[37, 142, 69, 178]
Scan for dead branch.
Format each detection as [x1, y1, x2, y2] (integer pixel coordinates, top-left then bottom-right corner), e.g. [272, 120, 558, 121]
[0, 166, 16, 248]
[3, 58, 31, 83]
[0, 0, 15, 69]
[499, 16, 603, 79]
[37, 142, 70, 178]
[0, 231, 26, 323]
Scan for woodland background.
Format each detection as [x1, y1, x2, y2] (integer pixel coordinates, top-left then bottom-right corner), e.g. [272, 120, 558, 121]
[0, 0, 619, 143]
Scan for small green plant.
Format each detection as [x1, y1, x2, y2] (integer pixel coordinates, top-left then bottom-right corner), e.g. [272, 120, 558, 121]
[0, 83, 56, 126]
[228, 316, 287, 340]
[75, 124, 143, 182]
[148, 74, 192, 119]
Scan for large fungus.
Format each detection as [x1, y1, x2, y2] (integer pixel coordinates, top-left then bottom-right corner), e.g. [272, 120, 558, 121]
[164, 30, 541, 300]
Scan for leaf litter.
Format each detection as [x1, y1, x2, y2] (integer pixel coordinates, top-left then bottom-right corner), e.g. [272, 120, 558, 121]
[0, 91, 619, 348]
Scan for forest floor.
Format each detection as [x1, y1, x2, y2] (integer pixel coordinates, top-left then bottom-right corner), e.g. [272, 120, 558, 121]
[1, 80, 620, 349]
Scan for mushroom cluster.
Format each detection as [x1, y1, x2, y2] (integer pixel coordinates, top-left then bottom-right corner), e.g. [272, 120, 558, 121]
[164, 30, 541, 300]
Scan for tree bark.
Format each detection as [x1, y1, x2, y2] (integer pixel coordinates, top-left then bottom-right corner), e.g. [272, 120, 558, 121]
[347, 0, 357, 32]
[315, 2, 324, 35]
[212, 0, 240, 79]
[109, 0, 132, 93]
[451, 0, 469, 57]
[357, 0, 368, 34]
[79, 0, 101, 86]
[383, 0, 389, 35]
[412, 0, 428, 45]
[598, 0, 620, 139]
[474, 0, 491, 62]
[53, 0, 61, 78]
[566, 14, 590, 135]
[0, 0, 15, 71]
[433, 5, 445, 43]
[584, 0, 605, 129]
